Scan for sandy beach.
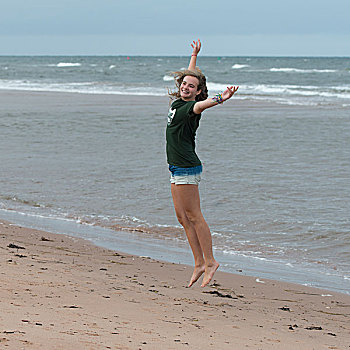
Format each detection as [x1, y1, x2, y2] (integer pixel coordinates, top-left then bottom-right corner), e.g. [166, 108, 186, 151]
[1, 219, 349, 349]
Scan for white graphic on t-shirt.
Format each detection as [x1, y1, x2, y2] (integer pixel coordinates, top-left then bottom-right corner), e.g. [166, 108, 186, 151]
[167, 107, 176, 125]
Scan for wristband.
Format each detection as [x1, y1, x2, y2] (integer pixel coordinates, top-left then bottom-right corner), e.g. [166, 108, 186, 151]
[191, 54, 197, 56]
[212, 93, 224, 104]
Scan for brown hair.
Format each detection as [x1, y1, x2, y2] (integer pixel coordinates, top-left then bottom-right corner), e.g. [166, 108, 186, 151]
[168, 68, 208, 102]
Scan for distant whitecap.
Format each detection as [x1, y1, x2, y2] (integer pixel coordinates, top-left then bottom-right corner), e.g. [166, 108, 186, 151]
[163, 75, 173, 81]
[57, 62, 82, 68]
[270, 67, 336, 73]
[232, 64, 249, 69]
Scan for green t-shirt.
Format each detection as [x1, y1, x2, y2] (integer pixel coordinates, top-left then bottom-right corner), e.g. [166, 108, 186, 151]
[166, 99, 202, 167]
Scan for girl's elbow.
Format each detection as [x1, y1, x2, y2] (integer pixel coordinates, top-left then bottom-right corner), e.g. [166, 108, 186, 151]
[193, 106, 204, 115]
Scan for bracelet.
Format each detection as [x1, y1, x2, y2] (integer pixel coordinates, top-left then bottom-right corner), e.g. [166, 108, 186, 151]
[212, 93, 224, 104]
[191, 54, 197, 56]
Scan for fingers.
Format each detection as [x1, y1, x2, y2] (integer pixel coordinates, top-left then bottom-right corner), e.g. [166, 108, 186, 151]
[222, 86, 239, 101]
[190, 39, 201, 51]
[227, 86, 239, 95]
[226, 87, 234, 95]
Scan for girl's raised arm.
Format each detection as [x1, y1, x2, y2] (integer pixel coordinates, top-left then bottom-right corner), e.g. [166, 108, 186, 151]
[188, 39, 201, 71]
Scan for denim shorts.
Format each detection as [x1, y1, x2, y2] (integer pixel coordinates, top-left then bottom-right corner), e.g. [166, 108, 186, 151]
[169, 165, 202, 185]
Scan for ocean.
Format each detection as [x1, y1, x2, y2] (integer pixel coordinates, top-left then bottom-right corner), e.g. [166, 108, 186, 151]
[1, 56, 350, 106]
[0, 56, 349, 294]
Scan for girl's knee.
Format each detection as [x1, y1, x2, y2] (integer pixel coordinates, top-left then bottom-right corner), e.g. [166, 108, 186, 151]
[176, 212, 191, 228]
[185, 210, 203, 225]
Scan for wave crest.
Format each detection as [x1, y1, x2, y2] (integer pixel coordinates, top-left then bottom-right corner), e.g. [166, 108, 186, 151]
[270, 68, 336, 73]
[57, 63, 82, 68]
[232, 64, 249, 69]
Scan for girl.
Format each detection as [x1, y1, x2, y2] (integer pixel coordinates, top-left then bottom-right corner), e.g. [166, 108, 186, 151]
[166, 39, 239, 287]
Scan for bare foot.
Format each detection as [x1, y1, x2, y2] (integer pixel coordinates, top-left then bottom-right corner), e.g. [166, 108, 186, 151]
[201, 261, 220, 287]
[187, 265, 205, 287]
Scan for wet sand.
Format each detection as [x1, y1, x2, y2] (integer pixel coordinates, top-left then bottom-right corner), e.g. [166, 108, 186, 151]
[1, 219, 349, 349]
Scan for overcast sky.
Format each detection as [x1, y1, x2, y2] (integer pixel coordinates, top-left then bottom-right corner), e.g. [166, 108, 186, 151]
[1, 0, 349, 56]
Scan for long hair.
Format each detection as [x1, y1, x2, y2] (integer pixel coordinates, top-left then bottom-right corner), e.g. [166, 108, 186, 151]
[168, 68, 208, 102]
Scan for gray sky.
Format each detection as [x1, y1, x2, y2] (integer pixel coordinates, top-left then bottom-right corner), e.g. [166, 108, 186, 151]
[1, 0, 349, 56]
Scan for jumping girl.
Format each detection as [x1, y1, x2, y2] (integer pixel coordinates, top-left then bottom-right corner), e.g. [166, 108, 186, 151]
[166, 39, 239, 287]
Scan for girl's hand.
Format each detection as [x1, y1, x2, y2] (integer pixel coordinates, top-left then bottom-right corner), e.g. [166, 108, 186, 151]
[191, 39, 201, 56]
[222, 86, 239, 101]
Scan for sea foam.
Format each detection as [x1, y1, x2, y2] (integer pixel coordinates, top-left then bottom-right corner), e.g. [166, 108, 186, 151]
[270, 68, 336, 73]
[57, 63, 82, 68]
[232, 64, 249, 69]
[163, 75, 173, 81]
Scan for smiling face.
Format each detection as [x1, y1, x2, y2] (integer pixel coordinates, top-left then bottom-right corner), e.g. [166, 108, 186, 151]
[180, 75, 201, 101]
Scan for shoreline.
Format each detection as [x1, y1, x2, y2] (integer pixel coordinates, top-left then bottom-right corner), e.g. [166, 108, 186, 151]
[1, 218, 349, 349]
[1, 208, 349, 296]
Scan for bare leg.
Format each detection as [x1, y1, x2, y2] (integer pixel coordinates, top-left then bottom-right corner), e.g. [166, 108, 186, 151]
[171, 184, 219, 287]
[171, 184, 205, 287]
